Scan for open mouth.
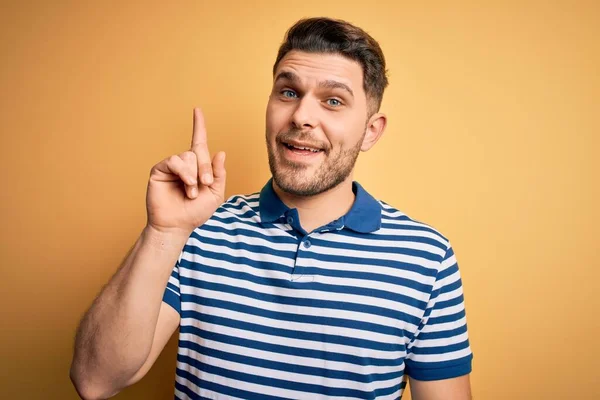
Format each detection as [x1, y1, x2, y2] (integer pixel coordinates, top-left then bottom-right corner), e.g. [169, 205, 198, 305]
[280, 139, 325, 157]
[283, 143, 323, 153]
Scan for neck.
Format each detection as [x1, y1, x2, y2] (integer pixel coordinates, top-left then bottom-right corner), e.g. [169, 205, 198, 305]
[273, 176, 356, 233]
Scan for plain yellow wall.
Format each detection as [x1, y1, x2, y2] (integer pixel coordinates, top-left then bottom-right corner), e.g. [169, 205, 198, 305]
[1, 1, 598, 399]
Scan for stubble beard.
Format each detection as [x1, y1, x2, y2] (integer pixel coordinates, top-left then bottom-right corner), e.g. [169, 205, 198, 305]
[266, 131, 364, 197]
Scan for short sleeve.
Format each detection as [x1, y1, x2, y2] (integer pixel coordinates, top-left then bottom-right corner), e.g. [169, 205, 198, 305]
[404, 243, 473, 381]
[162, 260, 182, 315]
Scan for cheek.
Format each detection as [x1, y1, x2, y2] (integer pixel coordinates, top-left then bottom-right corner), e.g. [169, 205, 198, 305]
[328, 113, 366, 144]
[265, 104, 281, 145]
[266, 100, 289, 129]
[320, 117, 352, 148]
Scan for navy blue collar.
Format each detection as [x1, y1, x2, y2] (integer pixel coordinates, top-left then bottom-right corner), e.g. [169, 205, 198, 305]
[258, 179, 381, 233]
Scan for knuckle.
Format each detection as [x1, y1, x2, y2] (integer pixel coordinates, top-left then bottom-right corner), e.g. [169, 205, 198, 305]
[180, 151, 195, 162]
[193, 145, 210, 158]
[201, 163, 213, 172]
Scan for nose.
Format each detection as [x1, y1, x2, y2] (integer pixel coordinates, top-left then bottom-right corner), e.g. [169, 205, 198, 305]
[291, 96, 318, 130]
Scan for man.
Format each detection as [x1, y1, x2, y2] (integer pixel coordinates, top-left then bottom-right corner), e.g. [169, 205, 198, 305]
[70, 17, 473, 400]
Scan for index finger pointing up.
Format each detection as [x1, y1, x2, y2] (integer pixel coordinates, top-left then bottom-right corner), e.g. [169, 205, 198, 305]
[192, 107, 207, 147]
[191, 107, 214, 186]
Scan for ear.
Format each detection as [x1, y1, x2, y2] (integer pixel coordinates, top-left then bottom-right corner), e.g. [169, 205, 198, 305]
[361, 112, 387, 151]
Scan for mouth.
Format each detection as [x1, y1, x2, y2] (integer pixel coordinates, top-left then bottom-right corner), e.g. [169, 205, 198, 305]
[280, 140, 324, 154]
[278, 140, 325, 162]
[284, 143, 322, 153]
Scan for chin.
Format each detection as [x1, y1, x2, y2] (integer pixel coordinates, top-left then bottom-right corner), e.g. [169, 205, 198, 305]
[267, 144, 353, 197]
[276, 181, 325, 197]
[272, 168, 348, 197]
[272, 171, 314, 196]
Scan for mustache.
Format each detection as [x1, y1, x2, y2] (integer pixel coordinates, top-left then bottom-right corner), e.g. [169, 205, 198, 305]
[277, 129, 329, 150]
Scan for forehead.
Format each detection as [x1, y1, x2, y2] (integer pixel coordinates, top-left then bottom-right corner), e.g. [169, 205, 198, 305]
[274, 50, 364, 90]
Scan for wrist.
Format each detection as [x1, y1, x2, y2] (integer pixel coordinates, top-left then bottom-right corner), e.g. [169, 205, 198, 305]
[141, 224, 190, 252]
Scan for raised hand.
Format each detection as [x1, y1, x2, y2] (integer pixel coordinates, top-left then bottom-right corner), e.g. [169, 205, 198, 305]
[145, 108, 226, 236]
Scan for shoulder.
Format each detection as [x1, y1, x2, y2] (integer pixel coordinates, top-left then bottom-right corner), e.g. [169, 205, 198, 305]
[376, 199, 452, 260]
[218, 192, 261, 217]
[189, 191, 262, 236]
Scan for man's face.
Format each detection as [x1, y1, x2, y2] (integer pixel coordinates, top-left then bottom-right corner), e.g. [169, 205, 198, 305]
[266, 51, 371, 197]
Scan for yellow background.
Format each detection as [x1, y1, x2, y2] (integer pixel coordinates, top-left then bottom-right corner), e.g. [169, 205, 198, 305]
[1, 1, 598, 399]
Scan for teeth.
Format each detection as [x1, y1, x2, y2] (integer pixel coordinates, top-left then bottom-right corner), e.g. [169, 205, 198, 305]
[288, 144, 320, 152]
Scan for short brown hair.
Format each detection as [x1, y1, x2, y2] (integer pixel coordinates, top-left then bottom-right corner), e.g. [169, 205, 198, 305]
[273, 17, 388, 115]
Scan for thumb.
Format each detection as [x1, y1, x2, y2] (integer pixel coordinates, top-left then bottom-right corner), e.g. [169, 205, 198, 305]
[210, 151, 226, 193]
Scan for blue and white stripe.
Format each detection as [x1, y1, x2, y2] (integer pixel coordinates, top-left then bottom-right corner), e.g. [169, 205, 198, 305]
[163, 180, 472, 399]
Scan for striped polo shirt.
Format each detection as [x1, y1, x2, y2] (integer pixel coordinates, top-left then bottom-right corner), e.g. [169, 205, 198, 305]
[162, 179, 473, 399]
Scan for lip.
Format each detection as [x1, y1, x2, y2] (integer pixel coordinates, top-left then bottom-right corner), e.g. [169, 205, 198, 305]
[281, 140, 323, 152]
[279, 141, 324, 162]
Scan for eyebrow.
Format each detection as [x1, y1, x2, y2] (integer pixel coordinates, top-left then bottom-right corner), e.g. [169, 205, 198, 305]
[274, 71, 354, 98]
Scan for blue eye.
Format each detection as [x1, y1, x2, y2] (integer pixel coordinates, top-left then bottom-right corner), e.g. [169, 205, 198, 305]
[282, 90, 297, 98]
[327, 98, 342, 107]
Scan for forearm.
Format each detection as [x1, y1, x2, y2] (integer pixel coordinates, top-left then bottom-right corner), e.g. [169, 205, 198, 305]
[70, 225, 188, 397]
[410, 375, 472, 400]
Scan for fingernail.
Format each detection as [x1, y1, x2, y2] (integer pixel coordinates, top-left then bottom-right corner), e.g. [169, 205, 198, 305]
[202, 173, 212, 184]
[191, 187, 198, 197]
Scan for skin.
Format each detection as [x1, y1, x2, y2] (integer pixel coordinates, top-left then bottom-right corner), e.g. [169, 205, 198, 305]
[69, 108, 226, 400]
[70, 50, 471, 400]
[265, 50, 387, 232]
[266, 51, 472, 398]
[410, 375, 473, 400]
